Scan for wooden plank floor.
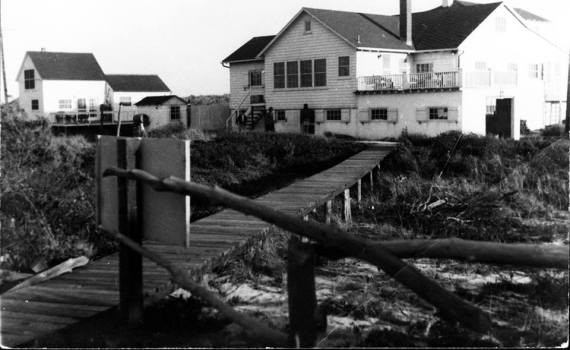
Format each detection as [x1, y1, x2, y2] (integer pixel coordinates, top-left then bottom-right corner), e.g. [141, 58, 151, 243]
[0, 145, 393, 347]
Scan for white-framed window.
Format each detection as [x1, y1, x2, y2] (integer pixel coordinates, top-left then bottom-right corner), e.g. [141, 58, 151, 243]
[170, 105, 181, 120]
[119, 96, 132, 106]
[301, 60, 312, 87]
[495, 17, 506, 32]
[59, 99, 72, 110]
[338, 56, 350, 77]
[89, 99, 97, 112]
[429, 107, 448, 120]
[287, 61, 299, 88]
[370, 108, 388, 121]
[486, 97, 497, 115]
[416, 63, 433, 73]
[31, 99, 39, 111]
[274, 62, 285, 89]
[314, 59, 327, 87]
[529, 64, 542, 79]
[249, 70, 262, 86]
[77, 98, 87, 112]
[475, 61, 487, 70]
[326, 109, 341, 121]
[275, 110, 286, 122]
[304, 20, 312, 33]
[24, 69, 35, 89]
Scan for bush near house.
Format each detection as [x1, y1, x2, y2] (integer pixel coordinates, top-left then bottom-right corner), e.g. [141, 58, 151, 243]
[0, 119, 364, 272]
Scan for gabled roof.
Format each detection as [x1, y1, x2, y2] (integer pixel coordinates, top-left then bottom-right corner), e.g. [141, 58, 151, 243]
[514, 8, 548, 22]
[25, 51, 106, 80]
[223, 35, 275, 63]
[135, 95, 186, 106]
[106, 74, 170, 92]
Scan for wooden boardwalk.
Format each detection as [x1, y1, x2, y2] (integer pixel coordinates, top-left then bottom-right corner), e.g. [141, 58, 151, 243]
[0, 145, 393, 347]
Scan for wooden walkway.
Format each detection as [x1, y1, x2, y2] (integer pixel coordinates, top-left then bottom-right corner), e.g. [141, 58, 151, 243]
[0, 145, 393, 347]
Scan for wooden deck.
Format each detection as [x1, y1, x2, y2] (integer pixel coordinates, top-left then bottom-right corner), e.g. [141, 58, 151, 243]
[0, 146, 393, 347]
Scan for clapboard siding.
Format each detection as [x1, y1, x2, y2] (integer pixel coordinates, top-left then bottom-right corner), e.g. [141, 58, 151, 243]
[264, 13, 357, 110]
[229, 61, 265, 110]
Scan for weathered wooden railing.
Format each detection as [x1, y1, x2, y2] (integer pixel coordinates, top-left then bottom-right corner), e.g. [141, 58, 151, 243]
[357, 71, 460, 91]
[97, 137, 567, 347]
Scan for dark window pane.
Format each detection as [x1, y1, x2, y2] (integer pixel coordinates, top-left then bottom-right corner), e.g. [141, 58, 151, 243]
[371, 108, 388, 120]
[314, 59, 326, 87]
[24, 69, 35, 89]
[171, 106, 181, 120]
[339, 56, 350, 76]
[274, 62, 285, 89]
[31, 99, 39, 110]
[326, 109, 341, 121]
[300, 60, 312, 87]
[287, 61, 298, 88]
[250, 70, 262, 86]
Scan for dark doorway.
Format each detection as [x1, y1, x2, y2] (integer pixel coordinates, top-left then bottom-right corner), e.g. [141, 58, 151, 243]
[486, 98, 512, 138]
[300, 104, 315, 134]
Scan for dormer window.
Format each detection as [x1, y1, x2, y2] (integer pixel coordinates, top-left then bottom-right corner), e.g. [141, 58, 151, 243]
[304, 20, 311, 33]
[24, 69, 35, 89]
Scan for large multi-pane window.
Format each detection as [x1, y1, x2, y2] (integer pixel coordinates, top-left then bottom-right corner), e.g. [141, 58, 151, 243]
[429, 107, 448, 120]
[59, 99, 72, 109]
[287, 61, 299, 88]
[249, 70, 262, 86]
[77, 98, 87, 111]
[274, 62, 285, 89]
[371, 108, 388, 121]
[314, 59, 327, 87]
[416, 63, 433, 73]
[300, 60, 312, 87]
[31, 99, 39, 110]
[338, 56, 349, 76]
[170, 106, 181, 120]
[24, 69, 35, 89]
[326, 109, 341, 121]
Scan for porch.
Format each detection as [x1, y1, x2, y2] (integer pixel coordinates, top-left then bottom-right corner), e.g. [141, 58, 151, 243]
[357, 71, 461, 94]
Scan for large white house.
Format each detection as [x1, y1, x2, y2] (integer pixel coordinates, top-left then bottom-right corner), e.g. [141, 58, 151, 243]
[16, 51, 173, 125]
[222, 0, 568, 139]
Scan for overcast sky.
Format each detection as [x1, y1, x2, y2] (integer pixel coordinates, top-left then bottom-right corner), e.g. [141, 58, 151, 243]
[2, 0, 569, 98]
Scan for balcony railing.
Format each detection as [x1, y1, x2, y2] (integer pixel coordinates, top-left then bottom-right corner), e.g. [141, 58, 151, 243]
[49, 110, 137, 125]
[357, 71, 460, 91]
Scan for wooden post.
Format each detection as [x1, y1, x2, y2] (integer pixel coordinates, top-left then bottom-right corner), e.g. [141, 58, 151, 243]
[117, 138, 143, 327]
[325, 200, 332, 224]
[343, 189, 351, 223]
[287, 237, 317, 348]
[357, 179, 362, 203]
[369, 171, 374, 193]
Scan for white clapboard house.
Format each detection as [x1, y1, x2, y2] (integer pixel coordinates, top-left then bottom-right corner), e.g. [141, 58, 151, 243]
[222, 0, 568, 139]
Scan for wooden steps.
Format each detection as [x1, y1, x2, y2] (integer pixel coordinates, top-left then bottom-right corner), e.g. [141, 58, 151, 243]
[0, 146, 392, 347]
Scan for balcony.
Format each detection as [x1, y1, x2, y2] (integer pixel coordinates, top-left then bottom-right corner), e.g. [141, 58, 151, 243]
[50, 110, 137, 126]
[357, 71, 461, 93]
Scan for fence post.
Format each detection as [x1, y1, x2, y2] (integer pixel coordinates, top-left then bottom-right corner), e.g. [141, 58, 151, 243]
[117, 138, 143, 327]
[343, 189, 352, 223]
[287, 237, 318, 348]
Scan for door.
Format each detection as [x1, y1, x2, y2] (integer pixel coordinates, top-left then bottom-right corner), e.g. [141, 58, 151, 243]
[486, 98, 512, 138]
[300, 107, 315, 134]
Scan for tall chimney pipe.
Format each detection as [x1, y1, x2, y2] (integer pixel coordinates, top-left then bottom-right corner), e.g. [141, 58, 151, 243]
[399, 0, 412, 46]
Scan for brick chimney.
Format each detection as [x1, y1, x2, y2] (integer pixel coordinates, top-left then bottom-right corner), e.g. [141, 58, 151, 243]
[442, 0, 454, 7]
[399, 0, 412, 46]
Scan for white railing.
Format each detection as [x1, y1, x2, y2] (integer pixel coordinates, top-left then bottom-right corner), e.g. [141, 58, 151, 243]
[357, 71, 460, 91]
[50, 110, 137, 125]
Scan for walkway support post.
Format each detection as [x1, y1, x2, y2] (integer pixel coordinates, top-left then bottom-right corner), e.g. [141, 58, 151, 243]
[287, 237, 318, 348]
[357, 179, 362, 203]
[117, 138, 143, 327]
[343, 189, 351, 223]
[369, 171, 374, 192]
[325, 200, 332, 224]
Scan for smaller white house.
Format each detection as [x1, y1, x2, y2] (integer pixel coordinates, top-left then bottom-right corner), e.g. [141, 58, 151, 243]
[134, 95, 188, 129]
[105, 74, 171, 110]
[16, 51, 107, 119]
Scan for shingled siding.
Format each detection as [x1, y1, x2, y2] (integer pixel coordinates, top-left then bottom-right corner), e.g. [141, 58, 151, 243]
[229, 61, 265, 110]
[263, 12, 357, 112]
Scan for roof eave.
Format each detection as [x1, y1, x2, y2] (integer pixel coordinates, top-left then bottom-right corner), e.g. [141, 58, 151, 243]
[222, 58, 265, 65]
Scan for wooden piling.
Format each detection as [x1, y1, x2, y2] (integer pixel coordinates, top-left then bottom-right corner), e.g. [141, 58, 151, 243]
[287, 237, 317, 348]
[343, 189, 351, 223]
[117, 138, 143, 327]
[357, 179, 362, 203]
[325, 200, 332, 224]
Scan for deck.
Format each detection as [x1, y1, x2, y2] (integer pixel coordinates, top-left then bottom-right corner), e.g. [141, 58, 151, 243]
[0, 145, 393, 347]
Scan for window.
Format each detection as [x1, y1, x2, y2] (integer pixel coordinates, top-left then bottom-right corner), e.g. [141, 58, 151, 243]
[249, 70, 262, 86]
[496, 17, 506, 32]
[485, 97, 496, 115]
[416, 63, 433, 73]
[250, 95, 265, 104]
[59, 99, 72, 109]
[24, 69, 35, 89]
[89, 99, 97, 112]
[287, 61, 299, 88]
[371, 108, 388, 121]
[274, 62, 285, 89]
[383, 55, 391, 70]
[119, 96, 132, 106]
[529, 64, 541, 79]
[326, 109, 341, 121]
[31, 99, 39, 110]
[301, 60, 313, 87]
[170, 105, 181, 120]
[507, 63, 518, 72]
[314, 59, 327, 87]
[338, 56, 350, 77]
[276, 110, 286, 122]
[305, 20, 311, 33]
[77, 98, 87, 111]
[475, 61, 487, 70]
[429, 107, 448, 120]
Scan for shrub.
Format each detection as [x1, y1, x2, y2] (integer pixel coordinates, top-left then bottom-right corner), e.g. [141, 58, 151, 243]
[541, 124, 565, 137]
